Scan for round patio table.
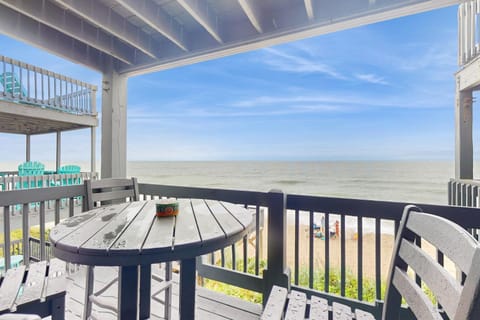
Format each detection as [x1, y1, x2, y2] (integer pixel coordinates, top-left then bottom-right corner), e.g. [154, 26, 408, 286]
[49, 199, 254, 320]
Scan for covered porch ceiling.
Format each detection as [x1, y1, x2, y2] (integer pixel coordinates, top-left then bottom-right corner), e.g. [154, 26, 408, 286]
[0, 0, 463, 77]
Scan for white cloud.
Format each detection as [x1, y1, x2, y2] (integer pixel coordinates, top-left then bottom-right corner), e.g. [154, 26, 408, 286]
[354, 73, 389, 85]
[261, 47, 346, 80]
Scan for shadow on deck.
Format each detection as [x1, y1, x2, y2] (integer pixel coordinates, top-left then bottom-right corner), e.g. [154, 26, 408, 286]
[65, 265, 262, 320]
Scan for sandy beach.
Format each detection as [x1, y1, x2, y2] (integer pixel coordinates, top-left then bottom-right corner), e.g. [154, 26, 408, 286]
[284, 225, 394, 281]
[248, 224, 456, 282]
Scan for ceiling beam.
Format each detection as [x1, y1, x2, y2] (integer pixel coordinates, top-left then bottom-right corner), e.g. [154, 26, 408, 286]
[0, 0, 134, 65]
[176, 0, 223, 44]
[54, 0, 158, 59]
[0, 5, 106, 72]
[121, 0, 461, 77]
[238, 0, 264, 33]
[116, 0, 188, 52]
[456, 56, 480, 91]
[304, 0, 315, 20]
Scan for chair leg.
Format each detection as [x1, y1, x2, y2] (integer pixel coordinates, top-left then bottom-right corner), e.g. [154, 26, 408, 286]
[164, 262, 173, 320]
[51, 295, 66, 320]
[139, 265, 151, 320]
[83, 266, 94, 320]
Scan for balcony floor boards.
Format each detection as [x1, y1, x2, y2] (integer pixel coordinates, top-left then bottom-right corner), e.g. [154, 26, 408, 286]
[62, 265, 262, 320]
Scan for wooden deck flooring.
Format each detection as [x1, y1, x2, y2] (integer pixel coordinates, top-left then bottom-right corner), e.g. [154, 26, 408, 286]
[63, 265, 263, 320]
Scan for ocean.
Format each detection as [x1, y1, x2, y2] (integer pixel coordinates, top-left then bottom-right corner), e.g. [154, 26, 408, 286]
[127, 161, 456, 205]
[0, 160, 461, 233]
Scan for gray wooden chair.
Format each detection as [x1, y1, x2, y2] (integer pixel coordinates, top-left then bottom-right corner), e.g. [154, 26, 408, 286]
[261, 205, 480, 320]
[0, 259, 66, 320]
[84, 177, 140, 209]
[83, 178, 173, 320]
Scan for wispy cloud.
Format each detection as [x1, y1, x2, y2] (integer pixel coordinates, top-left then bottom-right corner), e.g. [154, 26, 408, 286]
[354, 73, 389, 85]
[261, 47, 346, 80]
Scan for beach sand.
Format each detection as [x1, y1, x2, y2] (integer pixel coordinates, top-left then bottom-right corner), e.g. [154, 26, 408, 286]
[284, 225, 394, 281]
[247, 224, 456, 282]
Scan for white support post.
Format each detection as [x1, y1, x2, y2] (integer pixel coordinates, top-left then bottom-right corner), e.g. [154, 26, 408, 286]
[90, 87, 97, 176]
[455, 82, 474, 179]
[56, 131, 61, 172]
[91, 127, 96, 176]
[101, 66, 127, 179]
[26, 134, 31, 161]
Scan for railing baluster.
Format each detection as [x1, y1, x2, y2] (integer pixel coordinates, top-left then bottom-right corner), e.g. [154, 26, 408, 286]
[375, 218, 381, 300]
[3, 205, 11, 271]
[40, 201, 46, 261]
[448, 180, 452, 205]
[456, 182, 462, 205]
[41, 70, 44, 103]
[309, 211, 314, 289]
[357, 217, 363, 301]
[27, 67, 30, 101]
[340, 214, 346, 297]
[294, 209, 300, 285]
[221, 248, 225, 268]
[231, 243, 236, 271]
[22, 203, 30, 266]
[69, 197, 75, 217]
[255, 205, 260, 276]
[241, 235, 247, 273]
[325, 213, 330, 293]
[34, 68, 38, 102]
[55, 199, 61, 225]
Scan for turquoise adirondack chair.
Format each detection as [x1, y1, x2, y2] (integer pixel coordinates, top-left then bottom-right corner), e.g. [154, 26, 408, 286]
[58, 165, 81, 185]
[15, 161, 45, 211]
[0, 72, 27, 97]
[17, 161, 45, 189]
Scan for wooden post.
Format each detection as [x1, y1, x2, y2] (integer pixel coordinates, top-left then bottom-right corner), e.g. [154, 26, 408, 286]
[56, 131, 61, 173]
[101, 62, 127, 179]
[455, 85, 473, 179]
[25, 134, 30, 162]
[262, 189, 290, 303]
[90, 87, 97, 175]
[91, 127, 96, 175]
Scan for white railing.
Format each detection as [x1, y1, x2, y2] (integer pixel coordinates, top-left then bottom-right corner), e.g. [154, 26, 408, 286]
[459, 0, 480, 66]
[0, 55, 97, 115]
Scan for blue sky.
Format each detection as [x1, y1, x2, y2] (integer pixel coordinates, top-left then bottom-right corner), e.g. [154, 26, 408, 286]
[0, 5, 468, 162]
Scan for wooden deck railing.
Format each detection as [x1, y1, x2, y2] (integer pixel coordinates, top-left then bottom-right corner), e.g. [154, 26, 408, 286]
[0, 54, 97, 115]
[0, 184, 86, 269]
[2, 182, 480, 319]
[459, 0, 480, 66]
[1, 238, 54, 266]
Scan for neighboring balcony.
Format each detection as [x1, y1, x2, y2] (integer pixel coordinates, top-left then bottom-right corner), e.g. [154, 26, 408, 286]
[0, 54, 97, 137]
[458, 0, 480, 66]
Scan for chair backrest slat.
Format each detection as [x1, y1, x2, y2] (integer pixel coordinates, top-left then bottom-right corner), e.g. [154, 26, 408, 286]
[382, 205, 480, 320]
[406, 212, 478, 274]
[85, 178, 139, 210]
[392, 268, 443, 320]
[398, 239, 461, 317]
[92, 190, 137, 203]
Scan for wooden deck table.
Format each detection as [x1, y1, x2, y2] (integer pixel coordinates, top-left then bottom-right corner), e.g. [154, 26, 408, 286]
[49, 199, 254, 320]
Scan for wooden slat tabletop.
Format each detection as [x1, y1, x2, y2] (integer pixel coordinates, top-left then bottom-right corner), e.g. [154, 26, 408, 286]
[50, 199, 254, 266]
